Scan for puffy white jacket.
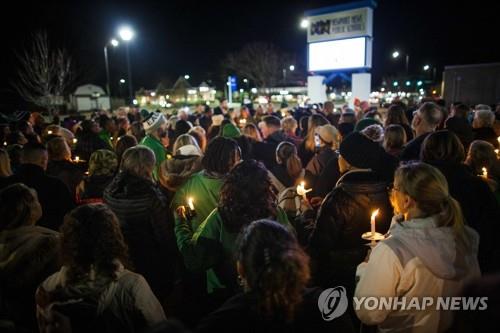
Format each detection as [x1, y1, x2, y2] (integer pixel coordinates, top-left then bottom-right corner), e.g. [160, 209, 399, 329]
[355, 215, 480, 333]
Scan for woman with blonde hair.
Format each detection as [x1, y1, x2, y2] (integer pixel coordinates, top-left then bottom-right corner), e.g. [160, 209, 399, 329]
[355, 162, 480, 333]
[242, 123, 263, 142]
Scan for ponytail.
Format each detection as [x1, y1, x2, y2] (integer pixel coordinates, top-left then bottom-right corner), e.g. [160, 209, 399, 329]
[276, 142, 303, 180]
[286, 154, 303, 180]
[440, 195, 469, 245]
[256, 247, 309, 322]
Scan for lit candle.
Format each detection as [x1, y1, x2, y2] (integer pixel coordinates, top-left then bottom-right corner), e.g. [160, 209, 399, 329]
[495, 149, 499, 157]
[296, 181, 312, 198]
[482, 167, 488, 179]
[497, 136, 500, 145]
[47, 130, 53, 135]
[239, 118, 247, 126]
[72, 138, 78, 144]
[75, 156, 80, 162]
[371, 209, 380, 238]
[187, 197, 195, 211]
[3, 141, 7, 146]
[110, 136, 114, 141]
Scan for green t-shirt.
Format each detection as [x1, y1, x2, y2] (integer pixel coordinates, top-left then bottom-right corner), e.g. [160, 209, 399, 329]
[175, 206, 292, 294]
[139, 134, 166, 180]
[171, 171, 223, 231]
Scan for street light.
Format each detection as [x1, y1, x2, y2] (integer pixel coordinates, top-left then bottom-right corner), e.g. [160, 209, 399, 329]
[392, 50, 409, 74]
[119, 79, 125, 84]
[243, 78, 248, 83]
[300, 19, 309, 29]
[118, 26, 135, 105]
[104, 38, 120, 96]
[423, 64, 430, 71]
[184, 74, 190, 80]
[289, 65, 295, 71]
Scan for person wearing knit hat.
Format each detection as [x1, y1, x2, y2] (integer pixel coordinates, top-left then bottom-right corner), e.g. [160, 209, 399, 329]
[304, 124, 341, 196]
[221, 123, 241, 139]
[139, 110, 168, 180]
[308, 130, 396, 294]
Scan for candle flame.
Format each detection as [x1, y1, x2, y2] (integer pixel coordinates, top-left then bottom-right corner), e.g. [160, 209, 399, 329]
[187, 197, 195, 210]
[73, 138, 78, 144]
[47, 130, 53, 135]
[482, 167, 488, 176]
[300, 181, 305, 187]
[371, 209, 380, 219]
[75, 156, 80, 162]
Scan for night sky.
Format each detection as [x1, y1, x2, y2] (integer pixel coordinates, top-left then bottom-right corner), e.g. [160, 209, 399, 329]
[1, 0, 498, 110]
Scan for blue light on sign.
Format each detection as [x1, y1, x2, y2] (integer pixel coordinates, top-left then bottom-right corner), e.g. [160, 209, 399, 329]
[230, 76, 237, 91]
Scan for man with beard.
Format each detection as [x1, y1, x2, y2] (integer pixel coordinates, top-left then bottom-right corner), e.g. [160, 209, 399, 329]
[140, 110, 169, 181]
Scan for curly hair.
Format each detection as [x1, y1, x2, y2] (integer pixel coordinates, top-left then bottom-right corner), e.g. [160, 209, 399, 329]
[219, 159, 277, 233]
[237, 220, 310, 322]
[60, 204, 129, 282]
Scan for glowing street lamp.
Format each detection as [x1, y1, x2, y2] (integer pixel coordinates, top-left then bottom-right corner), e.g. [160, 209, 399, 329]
[423, 64, 430, 71]
[392, 51, 400, 58]
[118, 26, 135, 105]
[289, 65, 295, 71]
[300, 19, 309, 29]
[184, 74, 190, 80]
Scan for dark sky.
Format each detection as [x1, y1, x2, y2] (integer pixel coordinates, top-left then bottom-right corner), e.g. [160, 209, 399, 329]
[1, 0, 499, 109]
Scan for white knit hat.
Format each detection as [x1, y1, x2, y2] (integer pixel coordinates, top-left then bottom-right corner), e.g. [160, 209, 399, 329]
[143, 111, 167, 133]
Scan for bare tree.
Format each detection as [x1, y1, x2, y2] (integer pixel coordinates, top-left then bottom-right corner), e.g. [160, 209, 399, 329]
[223, 42, 294, 88]
[12, 31, 74, 113]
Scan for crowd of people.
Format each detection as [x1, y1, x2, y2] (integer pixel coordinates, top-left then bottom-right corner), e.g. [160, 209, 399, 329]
[0, 97, 500, 333]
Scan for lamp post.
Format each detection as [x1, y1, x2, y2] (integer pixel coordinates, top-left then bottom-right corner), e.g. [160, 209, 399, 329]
[104, 38, 119, 97]
[118, 26, 135, 105]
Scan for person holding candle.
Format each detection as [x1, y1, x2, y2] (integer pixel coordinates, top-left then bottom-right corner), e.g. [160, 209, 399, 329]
[472, 105, 499, 148]
[421, 131, 500, 273]
[355, 162, 480, 333]
[308, 131, 396, 305]
[175, 159, 292, 314]
[465, 140, 500, 197]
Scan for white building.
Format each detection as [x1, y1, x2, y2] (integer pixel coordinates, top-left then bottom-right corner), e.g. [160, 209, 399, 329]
[72, 84, 110, 111]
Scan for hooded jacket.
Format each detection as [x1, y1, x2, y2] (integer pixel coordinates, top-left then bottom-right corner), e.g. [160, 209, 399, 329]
[160, 155, 203, 192]
[36, 262, 166, 333]
[0, 226, 59, 330]
[355, 215, 480, 333]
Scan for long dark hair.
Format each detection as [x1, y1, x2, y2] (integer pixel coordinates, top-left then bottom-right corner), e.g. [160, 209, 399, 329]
[202, 136, 241, 176]
[60, 204, 129, 282]
[219, 160, 276, 233]
[0, 183, 39, 230]
[237, 220, 310, 322]
[276, 142, 302, 181]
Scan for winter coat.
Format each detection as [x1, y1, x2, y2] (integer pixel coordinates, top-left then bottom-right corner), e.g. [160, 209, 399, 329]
[140, 134, 167, 181]
[160, 155, 203, 192]
[0, 226, 59, 331]
[103, 172, 176, 300]
[308, 170, 393, 294]
[74, 133, 112, 162]
[473, 127, 499, 148]
[400, 132, 431, 162]
[1, 164, 75, 231]
[305, 148, 339, 197]
[175, 208, 291, 296]
[36, 262, 166, 333]
[253, 131, 290, 171]
[76, 174, 115, 204]
[355, 215, 480, 333]
[426, 160, 500, 273]
[197, 288, 354, 333]
[46, 159, 85, 199]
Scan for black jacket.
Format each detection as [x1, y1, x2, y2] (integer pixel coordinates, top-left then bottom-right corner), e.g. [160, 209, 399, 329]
[253, 131, 289, 170]
[305, 148, 339, 197]
[400, 132, 431, 162]
[74, 133, 112, 161]
[445, 117, 474, 150]
[103, 172, 176, 299]
[197, 288, 354, 333]
[473, 127, 499, 148]
[1, 164, 75, 231]
[308, 170, 392, 293]
[46, 160, 84, 199]
[426, 160, 500, 273]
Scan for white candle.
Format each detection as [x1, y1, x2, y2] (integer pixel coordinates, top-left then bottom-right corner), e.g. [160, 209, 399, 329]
[3, 141, 7, 146]
[75, 156, 80, 162]
[73, 138, 78, 144]
[482, 167, 488, 179]
[371, 209, 379, 237]
[239, 118, 247, 126]
[47, 130, 53, 135]
[187, 197, 195, 211]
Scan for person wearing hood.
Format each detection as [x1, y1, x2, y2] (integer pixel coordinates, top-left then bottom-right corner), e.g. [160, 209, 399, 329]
[0, 183, 59, 332]
[103, 146, 176, 303]
[355, 162, 480, 333]
[221, 123, 253, 161]
[421, 130, 500, 273]
[308, 131, 397, 298]
[305, 124, 341, 193]
[36, 204, 166, 332]
[253, 115, 290, 170]
[139, 110, 169, 181]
